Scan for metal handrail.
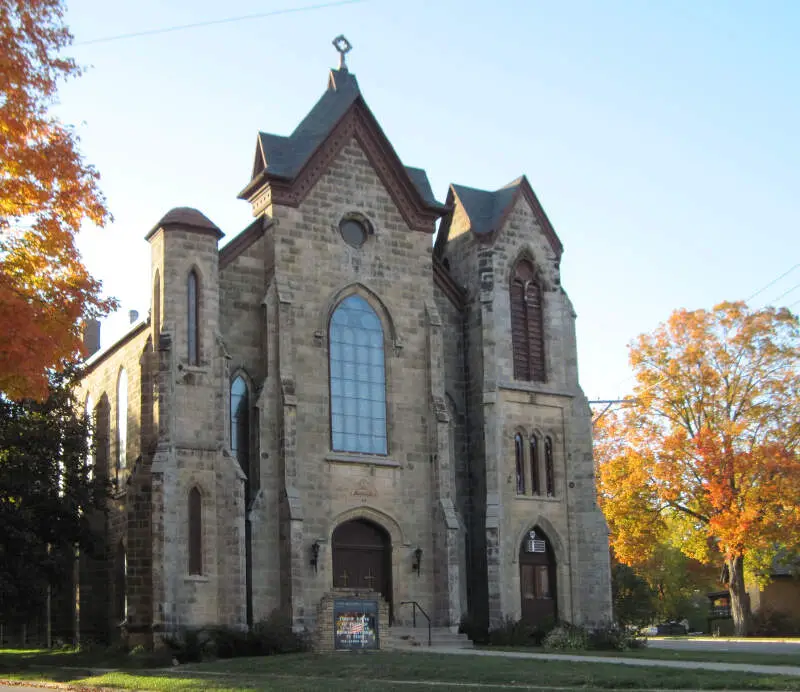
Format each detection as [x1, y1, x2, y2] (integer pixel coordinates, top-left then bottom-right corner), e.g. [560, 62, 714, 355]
[397, 601, 431, 647]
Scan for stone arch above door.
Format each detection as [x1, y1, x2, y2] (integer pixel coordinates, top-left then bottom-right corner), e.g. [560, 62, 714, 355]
[512, 515, 567, 567]
[327, 506, 406, 547]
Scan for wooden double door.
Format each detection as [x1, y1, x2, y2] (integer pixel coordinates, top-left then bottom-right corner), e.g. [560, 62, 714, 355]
[519, 531, 557, 626]
[332, 519, 392, 607]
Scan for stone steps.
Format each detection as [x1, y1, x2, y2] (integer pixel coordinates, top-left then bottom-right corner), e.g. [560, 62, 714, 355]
[387, 626, 473, 650]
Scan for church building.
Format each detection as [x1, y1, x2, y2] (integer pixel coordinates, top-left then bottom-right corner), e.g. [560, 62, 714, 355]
[76, 41, 612, 646]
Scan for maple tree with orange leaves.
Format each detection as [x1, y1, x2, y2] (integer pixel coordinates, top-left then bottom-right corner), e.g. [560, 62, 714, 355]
[0, 0, 116, 400]
[595, 302, 800, 635]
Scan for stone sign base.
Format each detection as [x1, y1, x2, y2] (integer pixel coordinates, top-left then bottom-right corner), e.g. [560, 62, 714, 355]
[314, 589, 392, 652]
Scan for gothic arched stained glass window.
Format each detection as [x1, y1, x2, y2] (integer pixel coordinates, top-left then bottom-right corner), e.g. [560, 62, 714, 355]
[188, 270, 199, 365]
[530, 434, 541, 496]
[188, 487, 202, 575]
[329, 295, 387, 455]
[514, 433, 525, 495]
[545, 436, 555, 497]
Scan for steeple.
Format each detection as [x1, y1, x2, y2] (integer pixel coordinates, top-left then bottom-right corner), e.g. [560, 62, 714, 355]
[332, 34, 352, 72]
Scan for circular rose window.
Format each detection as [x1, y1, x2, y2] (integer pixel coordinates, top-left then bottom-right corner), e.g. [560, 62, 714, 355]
[339, 217, 368, 248]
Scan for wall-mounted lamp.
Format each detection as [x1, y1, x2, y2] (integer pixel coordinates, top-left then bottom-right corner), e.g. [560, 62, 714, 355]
[310, 540, 321, 572]
[412, 547, 423, 575]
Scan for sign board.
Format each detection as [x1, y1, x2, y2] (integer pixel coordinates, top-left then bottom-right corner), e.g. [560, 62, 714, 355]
[333, 598, 379, 650]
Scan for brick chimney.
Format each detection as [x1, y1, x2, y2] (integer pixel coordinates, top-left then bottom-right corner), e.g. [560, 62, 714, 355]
[83, 319, 101, 357]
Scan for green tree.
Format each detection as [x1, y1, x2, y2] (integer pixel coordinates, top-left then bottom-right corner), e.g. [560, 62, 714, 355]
[611, 562, 657, 629]
[0, 368, 106, 626]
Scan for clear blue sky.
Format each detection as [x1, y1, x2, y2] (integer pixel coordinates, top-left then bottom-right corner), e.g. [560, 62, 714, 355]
[58, 0, 800, 400]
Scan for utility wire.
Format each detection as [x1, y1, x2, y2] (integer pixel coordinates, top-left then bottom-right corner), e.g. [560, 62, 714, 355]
[746, 263, 800, 302]
[767, 281, 800, 305]
[74, 0, 369, 46]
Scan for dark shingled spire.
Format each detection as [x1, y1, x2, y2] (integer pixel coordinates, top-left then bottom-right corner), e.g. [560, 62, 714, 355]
[451, 177, 526, 237]
[242, 68, 444, 209]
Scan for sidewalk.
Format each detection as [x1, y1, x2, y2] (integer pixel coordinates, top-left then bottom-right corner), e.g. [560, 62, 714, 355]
[422, 646, 800, 677]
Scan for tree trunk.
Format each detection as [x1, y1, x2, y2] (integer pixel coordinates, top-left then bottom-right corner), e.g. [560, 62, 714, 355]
[726, 555, 751, 636]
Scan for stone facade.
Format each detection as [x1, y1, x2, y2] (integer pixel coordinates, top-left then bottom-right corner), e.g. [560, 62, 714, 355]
[75, 63, 611, 646]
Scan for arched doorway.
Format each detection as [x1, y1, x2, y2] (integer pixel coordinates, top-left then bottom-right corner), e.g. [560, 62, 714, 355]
[332, 519, 392, 608]
[519, 529, 557, 626]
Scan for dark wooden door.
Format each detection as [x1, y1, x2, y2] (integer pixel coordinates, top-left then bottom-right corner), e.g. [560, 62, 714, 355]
[332, 519, 391, 606]
[519, 531, 556, 626]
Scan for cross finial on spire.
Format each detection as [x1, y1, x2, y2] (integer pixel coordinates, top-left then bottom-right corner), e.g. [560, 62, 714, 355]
[332, 35, 352, 71]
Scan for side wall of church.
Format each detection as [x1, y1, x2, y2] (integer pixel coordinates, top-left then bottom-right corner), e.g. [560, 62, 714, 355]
[259, 138, 460, 629]
[78, 326, 151, 643]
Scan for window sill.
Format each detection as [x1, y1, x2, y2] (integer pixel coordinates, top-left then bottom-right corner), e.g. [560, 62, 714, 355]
[184, 575, 210, 583]
[498, 381, 575, 398]
[514, 494, 560, 503]
[326, 452, 400, 468]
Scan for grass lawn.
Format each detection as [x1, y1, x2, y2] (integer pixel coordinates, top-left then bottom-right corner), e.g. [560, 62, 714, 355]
[482, 644, 800, 667]
[1, 649, 800, 691]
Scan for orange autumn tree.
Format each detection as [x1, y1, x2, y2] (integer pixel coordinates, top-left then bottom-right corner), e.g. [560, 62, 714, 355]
[596, 302, 800, 635]
[0, 0, 116, 400]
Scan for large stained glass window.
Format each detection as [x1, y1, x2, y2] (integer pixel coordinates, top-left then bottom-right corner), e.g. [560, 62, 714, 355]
[329, 295, 387, 455]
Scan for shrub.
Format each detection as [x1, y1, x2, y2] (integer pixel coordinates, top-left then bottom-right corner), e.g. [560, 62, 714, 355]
[487, 616, 556, 647]
[543, 623, 588, 651]
[161, 611, 308, 662]
[544, 622, 646, 651]
[588, 624, 646, 651]
[163, 628, 205, 663]
[751, 608, 800, 637]
[251, 611, 309, 655]
[206, 626, 254, 659]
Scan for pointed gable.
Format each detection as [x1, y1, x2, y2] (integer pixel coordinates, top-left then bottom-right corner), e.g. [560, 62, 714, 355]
[239, 69, 446, 232]
[437, 176, 563, 259]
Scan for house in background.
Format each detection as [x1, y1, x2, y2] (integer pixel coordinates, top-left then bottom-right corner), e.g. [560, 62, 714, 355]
[748, 557, 800, 627]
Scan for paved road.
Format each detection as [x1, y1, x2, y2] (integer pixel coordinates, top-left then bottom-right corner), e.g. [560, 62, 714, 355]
[649, 637, 800, 655]
[428, 646, 800, 677]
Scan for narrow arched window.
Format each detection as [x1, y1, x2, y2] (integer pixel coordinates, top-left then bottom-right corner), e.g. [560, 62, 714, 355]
[511, 259, 545, 382]
[153, 270, 161, 339]
[230, 376, 249, 473]
[529, 435, 540, 496]
[85, 394, 94, 481]
[115, 542, 127, 622]
[514, 433, 525, 495]
[188, 270, 199, 365]
[116, 369, 128, 471]
[329, 295, 387, 455]
[545, 436, 555, 496]
[188, 487, 202, 575]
